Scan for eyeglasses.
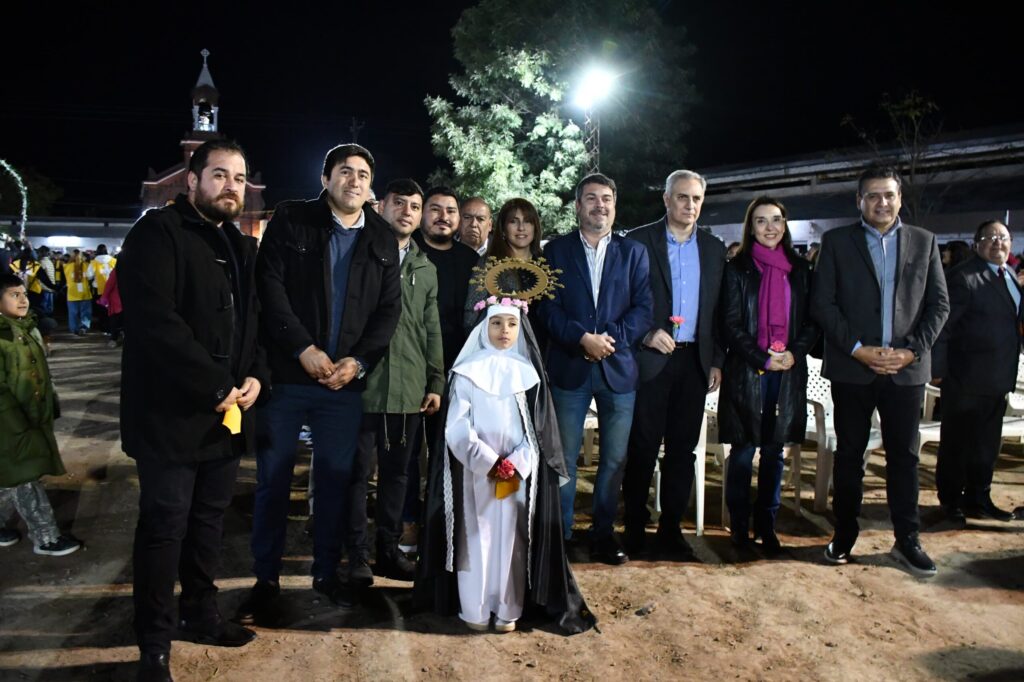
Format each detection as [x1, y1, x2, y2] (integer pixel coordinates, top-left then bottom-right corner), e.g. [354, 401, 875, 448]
[977, 235, 1011, 244]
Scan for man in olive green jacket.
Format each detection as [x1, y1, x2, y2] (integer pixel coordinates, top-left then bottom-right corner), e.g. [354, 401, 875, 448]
[0, 274, 80, 556]
[347, 179, 444, 584]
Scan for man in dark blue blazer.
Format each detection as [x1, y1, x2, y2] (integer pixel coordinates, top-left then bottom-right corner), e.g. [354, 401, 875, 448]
[932, 220, 1022, 523]
[540, 173, 653, 565]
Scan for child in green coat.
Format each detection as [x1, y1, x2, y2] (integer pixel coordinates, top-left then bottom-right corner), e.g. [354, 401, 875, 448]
[0, 273, 81, 555]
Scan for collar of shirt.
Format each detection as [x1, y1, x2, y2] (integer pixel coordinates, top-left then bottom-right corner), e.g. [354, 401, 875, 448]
[860, 216, 902, 240]
[987, 261, 1009, 275]
[331, 209, 365, 230]
[666, 226, 697, 247]
[579, 230, 612, 251]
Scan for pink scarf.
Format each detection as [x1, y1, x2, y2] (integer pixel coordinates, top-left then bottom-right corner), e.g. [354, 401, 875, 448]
[751, 242, 792, 352]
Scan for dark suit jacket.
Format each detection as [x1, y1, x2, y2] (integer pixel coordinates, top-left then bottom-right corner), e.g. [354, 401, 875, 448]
[811, 221, 950, 386]
[932, 255, 1023, 395]
[119, 196, 268, 462]
[539, 231, 653, 393]
[625, 219, 726, 383]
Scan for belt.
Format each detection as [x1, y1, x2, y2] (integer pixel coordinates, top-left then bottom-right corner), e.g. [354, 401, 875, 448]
[674, 341, 696, 348]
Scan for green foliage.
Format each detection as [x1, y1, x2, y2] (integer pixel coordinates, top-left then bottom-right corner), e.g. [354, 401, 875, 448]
[427, 0, 697, 232]
[0, 165, 63, 218]
[427, 49, 589, 234]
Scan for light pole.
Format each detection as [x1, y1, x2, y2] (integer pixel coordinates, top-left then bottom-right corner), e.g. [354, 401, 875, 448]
[574, 67, 615, 175]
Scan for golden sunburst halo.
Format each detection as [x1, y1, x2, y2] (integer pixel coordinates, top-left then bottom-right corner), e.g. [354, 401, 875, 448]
[469, 257, 563, 302]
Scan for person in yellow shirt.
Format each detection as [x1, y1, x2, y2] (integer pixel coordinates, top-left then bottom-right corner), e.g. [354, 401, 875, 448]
[63, 250, 92, 336]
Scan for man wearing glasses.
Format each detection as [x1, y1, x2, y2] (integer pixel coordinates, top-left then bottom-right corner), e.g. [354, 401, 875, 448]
[812, 165, 949, 577]
[932, 220, 1021, 523]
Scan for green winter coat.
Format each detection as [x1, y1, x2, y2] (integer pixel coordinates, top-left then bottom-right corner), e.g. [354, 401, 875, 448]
[362, 240, 445, 414]
[0, 313, 64, 487]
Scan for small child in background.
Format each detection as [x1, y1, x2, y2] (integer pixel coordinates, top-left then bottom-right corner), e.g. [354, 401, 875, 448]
[0, 273, 81, 555]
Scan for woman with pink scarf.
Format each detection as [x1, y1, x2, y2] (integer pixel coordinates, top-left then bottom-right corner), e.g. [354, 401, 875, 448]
[718, 197, 819, 554]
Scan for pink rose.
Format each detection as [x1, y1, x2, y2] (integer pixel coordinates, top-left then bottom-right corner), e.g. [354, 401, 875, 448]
[500, 297, 513, 307]
[770, 341, 787, 353]
[474, 300, 486, 311]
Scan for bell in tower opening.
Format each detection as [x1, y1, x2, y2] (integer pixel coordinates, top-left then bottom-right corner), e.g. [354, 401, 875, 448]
[191, 48, 219, 133]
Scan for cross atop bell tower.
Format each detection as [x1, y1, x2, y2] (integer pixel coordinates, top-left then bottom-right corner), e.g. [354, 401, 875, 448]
[191, 49, 219, 133]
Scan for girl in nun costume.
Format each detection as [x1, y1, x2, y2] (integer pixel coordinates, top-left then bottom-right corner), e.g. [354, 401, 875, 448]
[416, 292, 595, 635]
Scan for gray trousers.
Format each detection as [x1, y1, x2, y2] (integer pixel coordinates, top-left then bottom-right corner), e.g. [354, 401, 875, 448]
[0, 480, 60, 546]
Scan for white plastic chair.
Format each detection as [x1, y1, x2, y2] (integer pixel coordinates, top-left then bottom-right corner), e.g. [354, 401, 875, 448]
[804, 357, 883, 512]
[581, 400, 599, 465]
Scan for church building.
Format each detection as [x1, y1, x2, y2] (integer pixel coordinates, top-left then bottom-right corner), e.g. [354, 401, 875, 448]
[140, 49, 267, 237]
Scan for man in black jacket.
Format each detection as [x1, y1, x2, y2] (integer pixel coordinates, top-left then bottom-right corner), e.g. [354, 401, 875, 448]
[120, 139, 267, 682]
[622, 169, 725, 559]
[933, 220, 1021, 523]
[812, 165, 949, 578]
[240, 144, 401, 618]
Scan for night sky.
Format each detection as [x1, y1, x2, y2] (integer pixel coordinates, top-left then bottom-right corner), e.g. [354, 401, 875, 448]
[2, 2, 1020, 218]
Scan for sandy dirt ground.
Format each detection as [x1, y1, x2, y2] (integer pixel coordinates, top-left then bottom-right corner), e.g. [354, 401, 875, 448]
[1, 332, 1022, 681]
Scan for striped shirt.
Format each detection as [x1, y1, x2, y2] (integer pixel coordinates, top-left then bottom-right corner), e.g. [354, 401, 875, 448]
[580, 231, 612, 305]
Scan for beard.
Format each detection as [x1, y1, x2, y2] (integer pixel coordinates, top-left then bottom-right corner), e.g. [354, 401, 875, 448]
[425, 224, 455, 244]
[194, 187, 244, 223]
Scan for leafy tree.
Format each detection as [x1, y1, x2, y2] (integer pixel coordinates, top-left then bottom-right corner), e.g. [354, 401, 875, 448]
[0, 165, 63, 218]
[426, 49, 589, 234]
[842, 91, 945, 223]
[427, 0, 697, 232]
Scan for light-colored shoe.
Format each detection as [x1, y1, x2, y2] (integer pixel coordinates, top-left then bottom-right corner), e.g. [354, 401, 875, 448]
[494, 618, 516, 633]
[461, 618, 489, 632]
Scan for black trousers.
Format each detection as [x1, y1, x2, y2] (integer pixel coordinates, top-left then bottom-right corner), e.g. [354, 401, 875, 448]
[133, 454, 240, 655]
[348, 412, 422, 556]
[935, 383, 1006, 508]
[622, 345, 707, 531]
[830, 377, 924, 542]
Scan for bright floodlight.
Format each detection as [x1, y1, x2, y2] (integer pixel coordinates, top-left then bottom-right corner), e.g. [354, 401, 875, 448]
[574, 67, 615, 109]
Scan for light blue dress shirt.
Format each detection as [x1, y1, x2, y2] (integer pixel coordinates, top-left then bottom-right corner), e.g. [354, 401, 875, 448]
[987, 261, 1021, 313]
[667, 228, 700, 342]
[852, 218, 901, 353]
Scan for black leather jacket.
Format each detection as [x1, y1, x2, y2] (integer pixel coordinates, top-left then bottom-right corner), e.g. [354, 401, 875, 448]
[718, 252, 819, 446]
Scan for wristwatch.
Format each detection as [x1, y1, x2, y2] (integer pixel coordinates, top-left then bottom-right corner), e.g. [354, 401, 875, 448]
[910, 348, 921, 363]
[355, 358, 367, 379]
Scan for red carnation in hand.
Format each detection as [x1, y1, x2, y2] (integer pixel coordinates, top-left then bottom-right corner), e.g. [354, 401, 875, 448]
[669, 315, 684, 333]
[769, 341, 787, 353]
[496, 458, 516, 480]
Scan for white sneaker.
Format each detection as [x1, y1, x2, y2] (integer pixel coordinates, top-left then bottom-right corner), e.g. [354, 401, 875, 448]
[494, 618, 516, 633]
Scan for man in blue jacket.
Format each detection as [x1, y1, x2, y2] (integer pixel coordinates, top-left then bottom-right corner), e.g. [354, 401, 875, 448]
[540, 173, 653, 565]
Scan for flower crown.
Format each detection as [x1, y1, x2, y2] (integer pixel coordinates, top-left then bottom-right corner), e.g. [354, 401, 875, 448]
[474, 295, 529, 314]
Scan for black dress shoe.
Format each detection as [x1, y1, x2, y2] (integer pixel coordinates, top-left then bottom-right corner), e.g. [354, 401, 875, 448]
[1014, 506, 1024, 521]
[654, 528, 696, 561]
[137, 653, 172, 682]
[939, 504, 967, 524]
[590, 535, 629, 565]
[730, 525, 751, 549]
[178, 615, 255, 647]
[347, 555, 375, 588]
[313, 573, 356, 607]
[964, 501, 1014, 522]
[376, 546, 416, 581]
[234, 579, 281, 625]
[823, 534, 856, 565]
[755, 529, 783, 556]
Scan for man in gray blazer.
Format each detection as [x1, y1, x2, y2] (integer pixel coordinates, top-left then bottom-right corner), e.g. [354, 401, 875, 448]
[812, 165, 949, 577]
[622, 169, 725, 559]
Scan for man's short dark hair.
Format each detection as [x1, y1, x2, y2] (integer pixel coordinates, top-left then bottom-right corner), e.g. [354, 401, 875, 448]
[857, 165, 902, 195]
[575, 173, 617, 203]
[974, 219, 1009, 243]
[322, 144, 375, 179]
[1, 273, 25, 292]
[384, 178, 424, 201]
[188, 139, 248, 178]
[96, 244, 108, 255]
[423, 186, 459, 206]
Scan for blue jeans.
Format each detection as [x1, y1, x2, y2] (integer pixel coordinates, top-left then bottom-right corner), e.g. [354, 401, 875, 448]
[251, 383, 362, 582]
[725, 371, 784, 532]
[551, 364, 636, 539]
[67, 300, 91, 333]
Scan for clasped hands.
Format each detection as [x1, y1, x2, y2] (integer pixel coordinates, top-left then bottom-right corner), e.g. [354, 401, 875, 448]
[581, 332, 616, 363]
[488, 457, 519, 481]
[853, 345, 914, 375]
[766, 350, 795, 372]
[299, 345, 359, 390]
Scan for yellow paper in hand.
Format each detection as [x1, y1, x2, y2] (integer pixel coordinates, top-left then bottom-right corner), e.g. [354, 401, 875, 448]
[222, 404, 242, 435]
[495, 477, 520, 500]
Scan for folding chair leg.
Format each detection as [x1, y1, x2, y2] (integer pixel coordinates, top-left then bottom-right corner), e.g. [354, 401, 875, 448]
[787, 444, 803, 517]
[814, 445, 833, 513]
[695, 449, 705, 537]
[582, 428, 594, 466]
[720, 447, 731, 531]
